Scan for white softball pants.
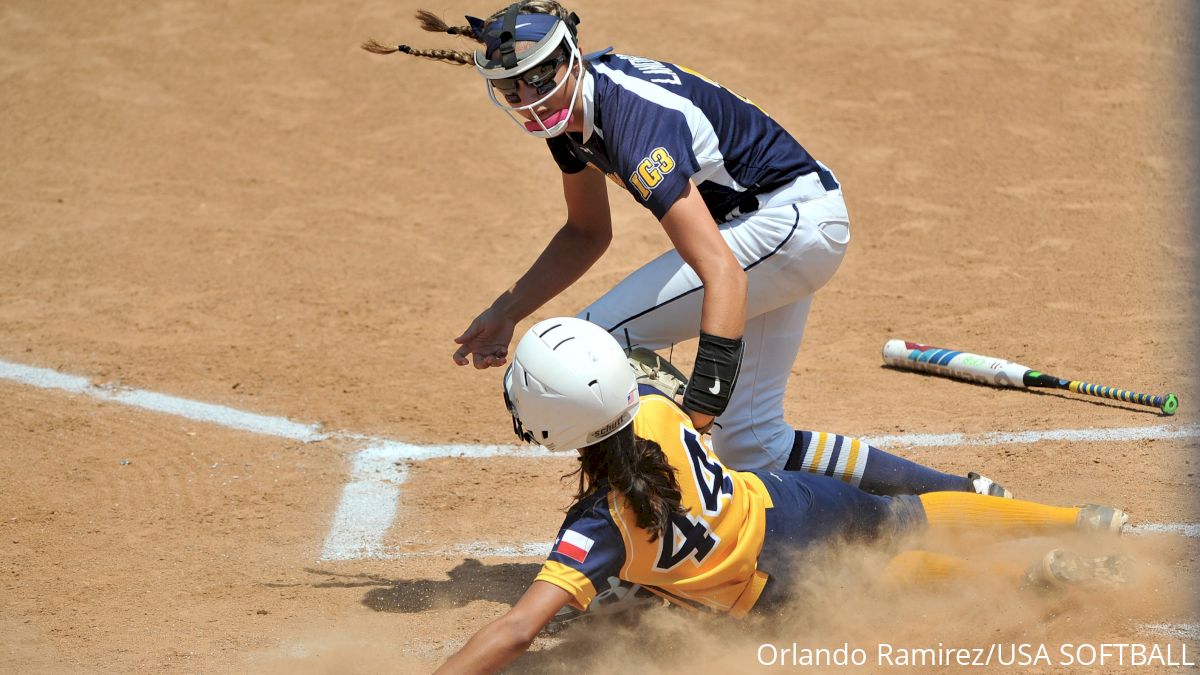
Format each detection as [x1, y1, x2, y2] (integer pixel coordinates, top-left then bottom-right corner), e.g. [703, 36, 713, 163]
[579, 183, 850, 471]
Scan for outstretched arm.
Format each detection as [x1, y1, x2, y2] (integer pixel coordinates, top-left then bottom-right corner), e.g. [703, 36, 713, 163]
[434, 581, 573, 674]
[453, 168, 612, 368]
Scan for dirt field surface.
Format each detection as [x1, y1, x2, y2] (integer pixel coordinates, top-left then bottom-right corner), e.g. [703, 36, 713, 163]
[2, 0, 1197, 672]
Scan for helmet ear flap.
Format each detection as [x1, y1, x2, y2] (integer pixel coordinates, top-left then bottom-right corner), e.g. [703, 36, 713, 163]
[503, 386, 531, 444]
[503, 362, 552, 445]
[503, 364, 531, 444]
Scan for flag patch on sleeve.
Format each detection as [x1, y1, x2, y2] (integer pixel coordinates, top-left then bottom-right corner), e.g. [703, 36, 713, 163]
[554, 529, 595, 564]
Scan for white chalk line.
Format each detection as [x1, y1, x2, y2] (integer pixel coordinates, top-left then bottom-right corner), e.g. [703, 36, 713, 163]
[384, 542, 554, 559]
[1139, 623, 1200, 641]
[0, 358, 554, 560]
[0, 360, 327, 442]
[860, 424, 1200, 449]
[1128, 523, 1200, 538]
[3, 358, 1198, 561]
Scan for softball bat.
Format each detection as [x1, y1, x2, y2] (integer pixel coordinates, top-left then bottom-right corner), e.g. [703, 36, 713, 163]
[882, 339, 1178, 416]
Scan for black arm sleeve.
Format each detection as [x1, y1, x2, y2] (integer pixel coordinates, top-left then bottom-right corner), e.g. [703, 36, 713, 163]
[546, 135, 587, 174]
[682, 332, 744, 417]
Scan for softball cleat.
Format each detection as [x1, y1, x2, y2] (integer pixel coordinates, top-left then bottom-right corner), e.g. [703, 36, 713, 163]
[1023, 548, 1134, 590]
[967, 472, 1014, 499]
[1074, 504, 1129, 534]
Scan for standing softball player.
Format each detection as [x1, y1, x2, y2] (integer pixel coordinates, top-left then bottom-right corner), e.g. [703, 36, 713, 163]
[365, 0, 1007, 495]
[432, 318, 1131, 674]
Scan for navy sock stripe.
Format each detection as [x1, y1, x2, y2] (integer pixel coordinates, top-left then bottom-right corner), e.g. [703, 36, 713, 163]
[824, 434, 844, 477]
[785, 430, 812, 471]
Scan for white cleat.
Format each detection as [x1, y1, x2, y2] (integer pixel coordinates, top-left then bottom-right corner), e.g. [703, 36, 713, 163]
[967, 472, 1014, 499]
[1075, 504, 1130, 534]
[1023, 548, 1134, 590]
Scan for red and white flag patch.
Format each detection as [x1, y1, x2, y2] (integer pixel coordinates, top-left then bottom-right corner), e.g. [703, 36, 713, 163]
[554, 529, 595, 564]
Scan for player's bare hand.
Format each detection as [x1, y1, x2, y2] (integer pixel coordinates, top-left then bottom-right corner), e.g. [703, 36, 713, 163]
[453, 308, 516, 369]
[687, 409, 715, 434]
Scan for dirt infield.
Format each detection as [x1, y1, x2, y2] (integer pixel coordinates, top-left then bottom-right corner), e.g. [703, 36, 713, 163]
[1, 0, 1196, 672]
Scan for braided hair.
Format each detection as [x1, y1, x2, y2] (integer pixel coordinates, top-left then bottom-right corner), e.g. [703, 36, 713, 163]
[361, 1, 576, 66]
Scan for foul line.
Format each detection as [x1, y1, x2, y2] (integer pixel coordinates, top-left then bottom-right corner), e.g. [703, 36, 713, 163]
[2, 358, 1197, 561]
[0, 360, 325, 442]
[860, 425, 1200, 449]
[1128, 523, 1200, 538]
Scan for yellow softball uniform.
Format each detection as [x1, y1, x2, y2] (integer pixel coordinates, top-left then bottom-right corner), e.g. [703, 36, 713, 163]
[535, 386, 774, 616]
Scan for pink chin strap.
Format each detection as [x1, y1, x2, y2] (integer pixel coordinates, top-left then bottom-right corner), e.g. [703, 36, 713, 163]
[524, 107, 572, 132]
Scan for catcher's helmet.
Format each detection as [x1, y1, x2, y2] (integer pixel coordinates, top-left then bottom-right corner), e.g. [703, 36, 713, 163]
[472, 2, 584, 138]
[504, 317, 639, 452]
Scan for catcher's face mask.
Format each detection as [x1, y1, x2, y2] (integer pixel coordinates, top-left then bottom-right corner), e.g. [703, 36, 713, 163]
[471, 5, 584, 139]
[487, 46, 569, 103]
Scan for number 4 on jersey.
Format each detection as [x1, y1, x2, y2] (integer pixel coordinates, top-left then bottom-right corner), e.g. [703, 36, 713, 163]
[654, 430, 734, 571]
[656, 512, 720, 571]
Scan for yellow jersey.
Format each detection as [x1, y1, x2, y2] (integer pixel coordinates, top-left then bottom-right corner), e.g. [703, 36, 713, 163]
[535, 386, 774, 617]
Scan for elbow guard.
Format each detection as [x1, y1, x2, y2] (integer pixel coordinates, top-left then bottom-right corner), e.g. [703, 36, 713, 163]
[682, 332, 744, 417]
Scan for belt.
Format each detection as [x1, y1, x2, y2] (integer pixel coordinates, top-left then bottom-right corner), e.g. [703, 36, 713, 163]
[816, 167, 840, 192]
[731, 167, 841, 220]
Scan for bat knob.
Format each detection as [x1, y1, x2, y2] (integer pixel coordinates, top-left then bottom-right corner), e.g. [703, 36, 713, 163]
[1161, 393, 1179, 416]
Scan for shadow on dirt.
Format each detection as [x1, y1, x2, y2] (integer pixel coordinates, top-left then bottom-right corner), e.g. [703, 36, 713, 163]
[295, 559, 540, 613]
[290, 561, 663, 670]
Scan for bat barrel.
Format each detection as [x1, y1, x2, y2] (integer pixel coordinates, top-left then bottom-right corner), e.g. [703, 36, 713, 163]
[882, 339, 1031, 388]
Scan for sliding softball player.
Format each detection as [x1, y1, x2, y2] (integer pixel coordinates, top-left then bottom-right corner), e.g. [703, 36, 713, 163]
[433, 318, 1131, 673]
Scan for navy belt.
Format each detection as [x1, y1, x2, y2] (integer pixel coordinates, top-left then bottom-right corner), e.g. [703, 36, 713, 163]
[817, 167, 840, 192]
[731, 168, 840, 219]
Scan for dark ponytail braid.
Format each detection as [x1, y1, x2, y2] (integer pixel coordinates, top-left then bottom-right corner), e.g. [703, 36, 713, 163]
[414, 9, 483, 42]
[362, 2, 576, 66]
[574, 425, 686, 542]
[361, 40, 474, 66]
[361, 8, 482, 65]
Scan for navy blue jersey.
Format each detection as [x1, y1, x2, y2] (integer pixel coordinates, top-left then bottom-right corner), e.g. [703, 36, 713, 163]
[547, 53, 823, 221]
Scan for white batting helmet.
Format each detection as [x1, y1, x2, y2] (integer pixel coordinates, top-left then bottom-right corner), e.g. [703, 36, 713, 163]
[503, 317, 639, 452]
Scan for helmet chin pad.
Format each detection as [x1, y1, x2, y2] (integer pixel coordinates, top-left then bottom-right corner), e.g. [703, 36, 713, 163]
[523, 108, 571, 133]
